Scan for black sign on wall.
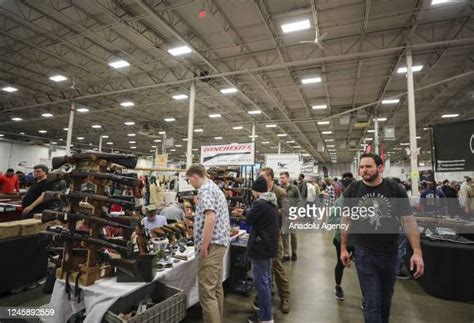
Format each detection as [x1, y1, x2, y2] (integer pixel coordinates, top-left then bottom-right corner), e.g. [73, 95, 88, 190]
[433, 119, 474, 172]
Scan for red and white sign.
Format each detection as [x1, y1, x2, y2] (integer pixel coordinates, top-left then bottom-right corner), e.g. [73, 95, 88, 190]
[200, 143, 255, 166]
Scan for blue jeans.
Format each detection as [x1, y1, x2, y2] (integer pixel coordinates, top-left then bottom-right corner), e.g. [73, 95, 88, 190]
[251, 258, 273, 321]
[355, 247, 400, 323]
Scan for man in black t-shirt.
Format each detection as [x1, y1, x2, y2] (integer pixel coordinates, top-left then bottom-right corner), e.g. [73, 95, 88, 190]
[21, 164, 54, 218]
[340, 153, 424, 323]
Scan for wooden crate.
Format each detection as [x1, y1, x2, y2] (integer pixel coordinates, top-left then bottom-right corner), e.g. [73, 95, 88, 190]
[0, 221, 21, 239]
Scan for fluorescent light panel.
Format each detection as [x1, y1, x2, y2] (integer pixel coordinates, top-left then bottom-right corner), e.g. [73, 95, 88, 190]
[317, 121, 330, 125]
[164, 118, 176, 122]
[41, 113, 53, 117]
[91, 125, 101, 128]
[233, 126, 243, 130]
[120, 101, 135, 107]
[109, 60, 130, 69]
[49, 74, 68, 82]
[2, 86, 18, 92]
[382, 99, 400, 104]
[281, 19, 311, 33]
[248, 110, 261, 115]
[124, 121, 135, 126]
[441, 114, 459, 118]
[172, 94, 188, 100]
[194, 129, 204, 132]
[168, 45, 192, 56]
[312, 104, 327, 110]
[302, 77, 321, 84]
[220, 87, 238, 94]
[397, 65, 423, 73]
[77, 108, 89, 113]
[11, 117, 22, 121]
[209, 114, 221, 118]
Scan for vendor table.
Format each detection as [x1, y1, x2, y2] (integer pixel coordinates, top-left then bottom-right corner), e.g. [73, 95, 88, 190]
[409, 237, 474, 302]
[0, 202, 23, 222]
[0, 234, 48, 294]
[45, 231, 246, 323]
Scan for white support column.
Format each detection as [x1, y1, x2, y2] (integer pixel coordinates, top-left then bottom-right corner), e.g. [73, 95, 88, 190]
[162, 132, 167, 155]
[252, 123, 256, 143]
[98, 133, 103, 152]
[186, 81, 196, 168]
[406, 49, 420, 196]
[374, 117, 380, 155]
[65, 101, 75, 155]
[278, 141, 281, 154]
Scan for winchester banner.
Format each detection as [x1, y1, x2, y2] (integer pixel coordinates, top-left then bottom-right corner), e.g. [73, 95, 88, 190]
[433, 119, 474, 172]
[201, 143, 255, 166]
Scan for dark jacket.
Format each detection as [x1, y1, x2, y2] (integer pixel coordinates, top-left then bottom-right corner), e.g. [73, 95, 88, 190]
[245, 192, 279, 260]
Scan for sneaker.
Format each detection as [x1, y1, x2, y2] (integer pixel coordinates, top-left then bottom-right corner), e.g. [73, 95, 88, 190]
[281, 256, 290, 263]
[291, 253, 297, 261]
[252, 299, 259, 311]
[397, 272, 411, 280]
[280, 299, 290, 314]
[248, 315, 258, 323]
[334, 285, 344, 301]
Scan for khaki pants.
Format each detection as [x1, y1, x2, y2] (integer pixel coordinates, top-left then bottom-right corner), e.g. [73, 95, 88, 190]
[282, 232, 297, 257]
[198, 244, 226, 323]
[272, 233, 290, 300]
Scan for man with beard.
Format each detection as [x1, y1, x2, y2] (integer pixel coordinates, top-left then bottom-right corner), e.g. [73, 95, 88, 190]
[340, 153, 424, 323]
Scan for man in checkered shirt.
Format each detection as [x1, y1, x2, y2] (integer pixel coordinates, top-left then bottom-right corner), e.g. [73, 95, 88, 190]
[186, 164, 230, 323]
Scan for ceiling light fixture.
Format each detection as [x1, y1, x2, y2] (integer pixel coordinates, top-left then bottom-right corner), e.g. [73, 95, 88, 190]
[312, 104, 327, 110]
[38, 130, 47, 134]
[128, 141, 136, 144]
[102, 135, 109, 138]
[154, 139, 161, 142]
[220, 87, 238, 94]
[2, 86, 18, 92]
[214, 137, 223, 140]
[11, 117, 22, 121]
[209, 114, 222, 118]
[232, 126, 243, 130]
[261, 141, 270, 144]
[120, 101, 134, 107]
[194, 129, 204, 132]
[91, 125, 102, 128]
[397, 65, 423, 73]
[302, 77, 321, 84]
[376, 117, 388, 121]
[248, 110, 262, 115]
[49, 74, 68, 82]
[124, 121, 135, 126]
[317, 121, 330, 125]
[128, 133, 136, 137]
[441, 113, 459, 118]
[41, 113, 53, 118]
[277, 134, 287, 137]
[322, 131, 333, 134]
[77, 107, 89, 113]
[172, 94, 188, 100]
[77, 137, 85, 140]
[281, 19, 311, 33]
[168, 45, 192, 56]
[109, 59, 130, 69]
[266, 124, 277, 128]
[382, 99, 400, 104]
[159, 131, 165, 135]
[164, 118, 176, 122]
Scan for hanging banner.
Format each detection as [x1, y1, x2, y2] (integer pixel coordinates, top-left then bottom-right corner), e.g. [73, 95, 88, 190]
[155, 153, 168, 168]
[433, 119, 474, 172]
[264, 154, 301, 179]
[201, 142, 255, 166]
[300, 161, 315, 177]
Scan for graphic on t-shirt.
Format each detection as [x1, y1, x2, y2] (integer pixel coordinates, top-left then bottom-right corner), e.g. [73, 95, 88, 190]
[356, 193, 393, 231]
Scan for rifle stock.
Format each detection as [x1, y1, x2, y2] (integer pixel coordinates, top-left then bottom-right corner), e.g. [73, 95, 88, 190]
[42, 209, 134, 230]
[43, 191, 136, 210]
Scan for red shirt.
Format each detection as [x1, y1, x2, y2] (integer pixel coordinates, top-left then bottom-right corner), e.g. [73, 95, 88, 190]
[0, 175, 20, 193]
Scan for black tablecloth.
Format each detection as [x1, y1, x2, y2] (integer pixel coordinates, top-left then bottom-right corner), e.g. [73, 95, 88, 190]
[0, 234, 48, 294]
[409, 238, 474, 302]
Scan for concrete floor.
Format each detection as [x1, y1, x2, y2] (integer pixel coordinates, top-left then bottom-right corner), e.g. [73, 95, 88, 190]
[1, 233, 473, 323]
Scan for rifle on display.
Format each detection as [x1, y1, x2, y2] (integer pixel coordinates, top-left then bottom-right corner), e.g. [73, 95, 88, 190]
[98, 251, 138, 277]
[52, 152, 138, 170]
[43, 191, 136, 210]
[131, 209, 148, 255]
[42, 228, 134, 258]
[42, 210, 134, 231]
[68, 170, 141, 188]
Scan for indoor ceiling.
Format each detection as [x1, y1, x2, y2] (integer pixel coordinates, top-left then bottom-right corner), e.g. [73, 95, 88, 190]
[0, 0, 473, 165]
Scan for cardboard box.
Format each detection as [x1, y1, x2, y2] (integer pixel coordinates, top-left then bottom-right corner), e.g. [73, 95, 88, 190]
[0, 222, 21, 239]
[19, 219, 44, 236]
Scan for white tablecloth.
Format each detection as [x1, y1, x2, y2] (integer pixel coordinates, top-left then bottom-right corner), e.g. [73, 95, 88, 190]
[45, 231, 245, 323]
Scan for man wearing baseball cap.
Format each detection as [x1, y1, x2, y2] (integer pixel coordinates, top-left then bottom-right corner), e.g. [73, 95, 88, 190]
[143, 204, 167, 235]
